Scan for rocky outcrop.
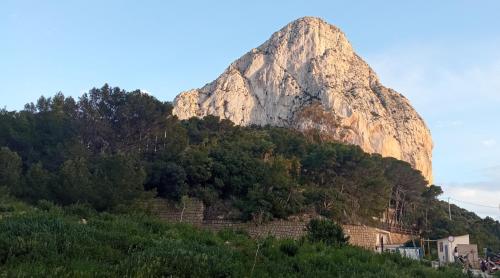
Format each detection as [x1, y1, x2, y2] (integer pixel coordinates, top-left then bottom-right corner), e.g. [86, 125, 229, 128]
[173, 17, 433, 183]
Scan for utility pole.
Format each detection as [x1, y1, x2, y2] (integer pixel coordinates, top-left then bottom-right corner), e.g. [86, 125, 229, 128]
[497, 203, 500, 222]
[448, 197, 452, 220]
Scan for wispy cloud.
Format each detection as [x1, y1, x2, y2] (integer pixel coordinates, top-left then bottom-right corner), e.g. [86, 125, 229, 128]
[366, 40, 500, 114]
[140, 89, 151, 95]
[483, 165, 500, 180]
[366, 40, 500, 219]
[481, 139, 497, 147]
[435, 120, 463, 129]
[441, 182, 500, 220]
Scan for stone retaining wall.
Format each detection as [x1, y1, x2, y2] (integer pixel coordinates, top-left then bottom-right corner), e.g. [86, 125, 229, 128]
[147, 197, 205, 226]
[148, 198, 415, 249]
[202, 219, 307, 239]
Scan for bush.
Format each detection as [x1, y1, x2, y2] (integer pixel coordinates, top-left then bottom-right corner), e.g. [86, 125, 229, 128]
[0, 205, 14, 213]
[0, 201, 468, 277]
[36, 200, 59, 212]
[279, 239, 299, 256]
[64, 203, 97, 218]
[306, 219, 349, 247]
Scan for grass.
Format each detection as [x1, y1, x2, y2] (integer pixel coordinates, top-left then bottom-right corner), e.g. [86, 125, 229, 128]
[0, 198, 467, 277]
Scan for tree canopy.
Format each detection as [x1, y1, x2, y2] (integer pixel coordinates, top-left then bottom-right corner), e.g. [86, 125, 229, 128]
[0, 84, 498, 251]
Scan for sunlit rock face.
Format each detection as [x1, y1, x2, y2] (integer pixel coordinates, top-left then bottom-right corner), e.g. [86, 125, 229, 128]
[173, 17, 433, 183]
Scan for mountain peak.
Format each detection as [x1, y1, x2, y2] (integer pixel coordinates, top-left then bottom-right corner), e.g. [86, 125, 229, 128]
[258, 16, 353, 61]
[173, 17, 433, 183]
[284, 16, 335, 30]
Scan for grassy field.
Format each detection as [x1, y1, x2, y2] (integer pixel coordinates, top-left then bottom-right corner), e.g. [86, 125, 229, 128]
[0, 198, 468, 277]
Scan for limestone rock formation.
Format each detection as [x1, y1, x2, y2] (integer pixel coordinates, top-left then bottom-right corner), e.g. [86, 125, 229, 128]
[173, 17, 433, 183]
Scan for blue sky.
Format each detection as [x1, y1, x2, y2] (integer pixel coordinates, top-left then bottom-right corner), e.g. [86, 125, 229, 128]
[1, 0, 499, 219]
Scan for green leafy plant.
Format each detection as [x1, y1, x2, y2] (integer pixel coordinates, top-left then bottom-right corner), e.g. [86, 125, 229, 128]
[0, 204, 467, 277]
[306, 219, 349, 247]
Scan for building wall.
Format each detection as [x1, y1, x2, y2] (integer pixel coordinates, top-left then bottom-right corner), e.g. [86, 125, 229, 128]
[457, 244, 479, 268]
[437, 235, 470, 263]
[343, 224, 414, 250]
[147, 198, 415, 249]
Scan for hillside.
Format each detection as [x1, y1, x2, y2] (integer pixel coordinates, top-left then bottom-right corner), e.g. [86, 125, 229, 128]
[1, 86, 499, 253]
[0, 198, 466, 277]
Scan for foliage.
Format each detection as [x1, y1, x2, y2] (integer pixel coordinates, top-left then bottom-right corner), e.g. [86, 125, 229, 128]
[0, 147, 22, 190]
[425, 200, 500, 251]
[0, 84, 499, 252]
[279, 239, 300, 256]
[0, 86, 420, 220]
[0, 203, 466, 277]
[306, 219, 349, 247]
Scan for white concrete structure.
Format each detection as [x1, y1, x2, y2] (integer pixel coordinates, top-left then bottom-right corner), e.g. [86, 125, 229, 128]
[436, 234, 470, 263]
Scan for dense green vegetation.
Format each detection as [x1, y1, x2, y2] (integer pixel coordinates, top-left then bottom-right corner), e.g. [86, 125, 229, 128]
[306, 219, 350, 247]
[425, 200, 500, 253]
[0, 85, 426, 222]
[0, 84, 499, 253]
[0, 199, 466, 277]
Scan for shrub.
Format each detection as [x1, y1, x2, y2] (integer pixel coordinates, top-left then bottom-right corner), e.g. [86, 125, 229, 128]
[64, 203, 96, 218]
[279, 239, 299, 256]
[37, 200, 59, 212]
[306, 219, 349, 247]
[0, 202, 468, 277]
[0, 205, 14, 213]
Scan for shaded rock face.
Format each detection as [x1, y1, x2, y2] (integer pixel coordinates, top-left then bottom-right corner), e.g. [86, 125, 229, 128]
[173, 17, 433, 183]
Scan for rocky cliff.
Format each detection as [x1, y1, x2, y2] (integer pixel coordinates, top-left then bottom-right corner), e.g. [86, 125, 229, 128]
[173, 17, 433, 183]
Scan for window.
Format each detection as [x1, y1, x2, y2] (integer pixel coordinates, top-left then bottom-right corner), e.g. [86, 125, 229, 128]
[439, 242, 443, 252]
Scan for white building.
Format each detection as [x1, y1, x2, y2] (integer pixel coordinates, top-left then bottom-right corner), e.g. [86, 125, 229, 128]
[436, 234, 469, 263]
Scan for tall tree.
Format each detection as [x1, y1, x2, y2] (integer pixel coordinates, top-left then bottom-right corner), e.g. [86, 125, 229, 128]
[0, 147, 22, 191]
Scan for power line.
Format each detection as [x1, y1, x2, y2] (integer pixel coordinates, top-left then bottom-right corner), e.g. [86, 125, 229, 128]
[448, 197, 498, 209]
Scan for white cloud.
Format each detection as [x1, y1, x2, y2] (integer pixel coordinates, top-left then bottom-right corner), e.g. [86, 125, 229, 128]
[365, 40, 500, 219]
[441, 183, 500, 220]
[435, 120, 463, 129]
[483, 165, 500, 180]
[366, 41, 500, 116]
[481, 139, 497, 147]
[454, 188, 478, 198]
[140, 89, 151, 95]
